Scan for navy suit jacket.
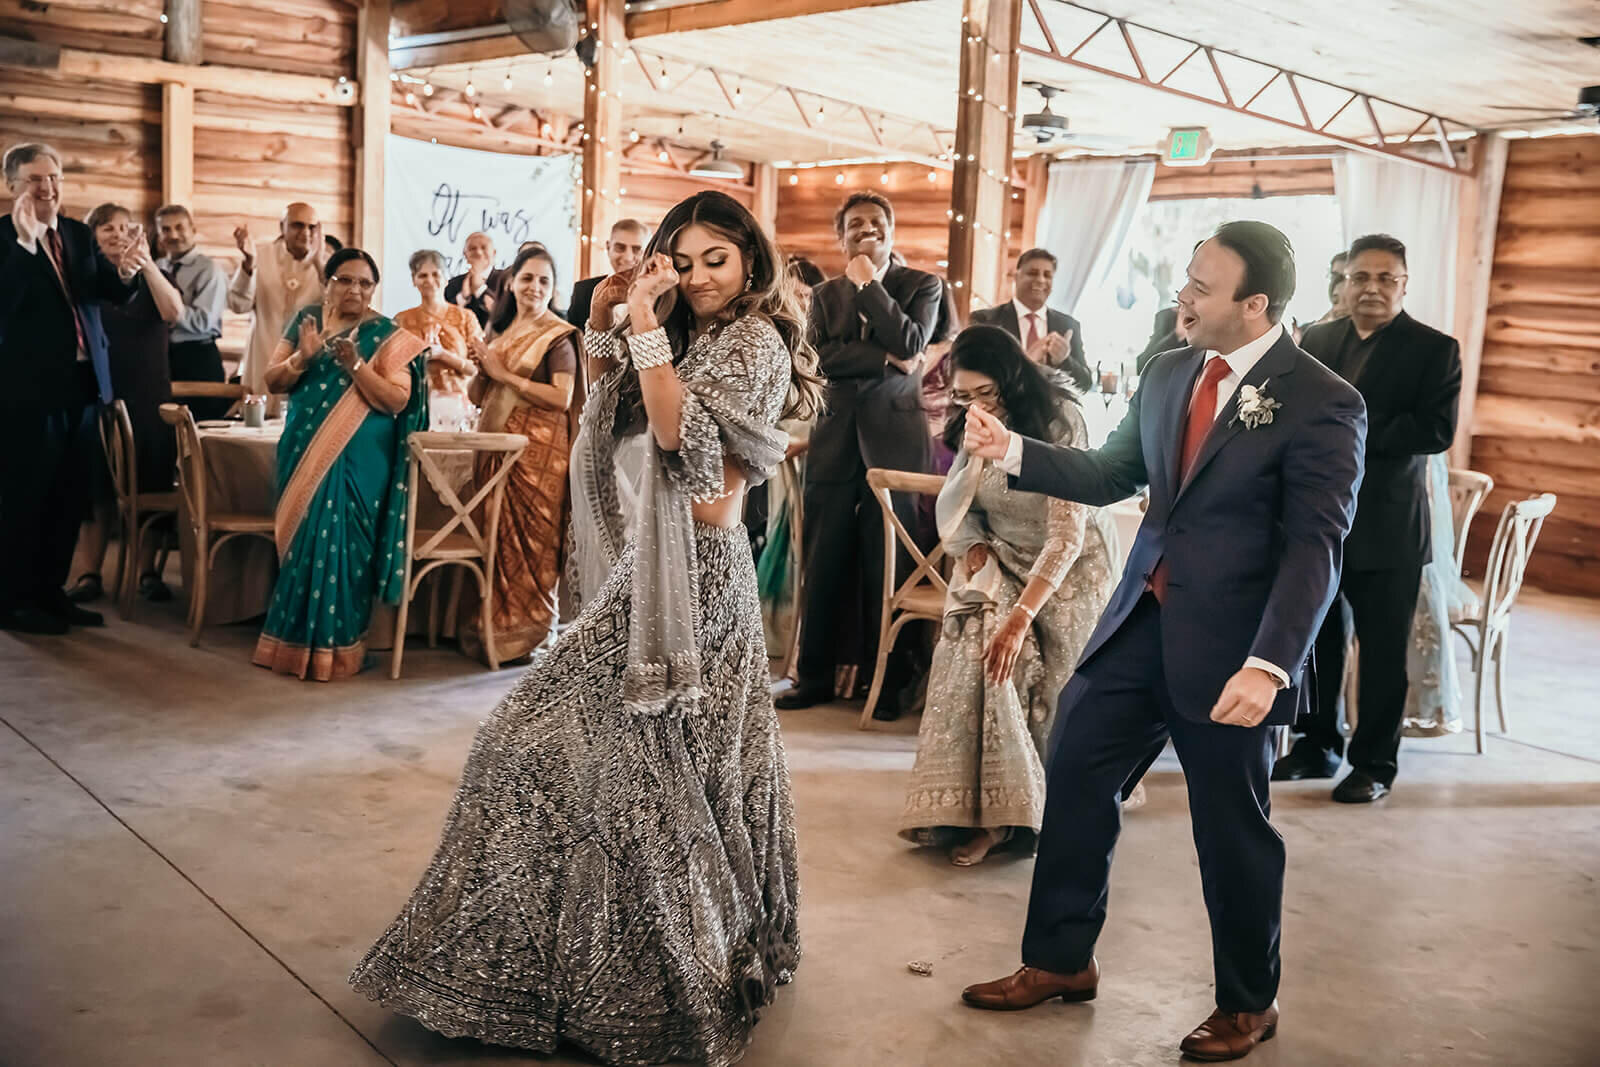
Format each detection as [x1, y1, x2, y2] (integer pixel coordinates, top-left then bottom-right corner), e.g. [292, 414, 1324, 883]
[0, 214, 130, 410]
[1013, 331, 1368, 726]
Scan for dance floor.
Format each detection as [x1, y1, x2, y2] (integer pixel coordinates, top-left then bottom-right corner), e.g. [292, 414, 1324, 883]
[3, 588, 1598, 1066]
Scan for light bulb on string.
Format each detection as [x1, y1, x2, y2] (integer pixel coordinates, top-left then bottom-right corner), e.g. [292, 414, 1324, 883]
[464, 78, 476, 98]
[545, 67, 553, 86]
[473, 105, 483, 119]
[660, 66, 671, 87]
[503, 71, 514, 91]
[927, 170, 937, 182]
[404, 91, 416, 106]
[422, 82, 434, 97]
[789, 173, 799, 185]
[658, 148, 670, 162]
[629, 129, 641, 142]
[834, 172, 844, 185]
[880, 171, 890, 185]
[816, 103, 826, 123]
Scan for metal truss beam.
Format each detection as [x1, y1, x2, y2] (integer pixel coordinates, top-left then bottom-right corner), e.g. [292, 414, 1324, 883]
[1023, 0, 1479, 176]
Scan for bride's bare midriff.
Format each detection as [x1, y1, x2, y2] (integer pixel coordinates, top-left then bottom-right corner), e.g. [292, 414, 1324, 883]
[690, 461, 748, 528]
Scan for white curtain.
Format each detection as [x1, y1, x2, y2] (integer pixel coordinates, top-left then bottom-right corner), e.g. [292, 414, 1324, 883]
[1333, 151, 1459, 332]
[1034, 158, 1156, 316]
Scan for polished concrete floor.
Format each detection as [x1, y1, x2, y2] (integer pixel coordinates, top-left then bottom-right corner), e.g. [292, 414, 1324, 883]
[3, 587, 1598, 1067]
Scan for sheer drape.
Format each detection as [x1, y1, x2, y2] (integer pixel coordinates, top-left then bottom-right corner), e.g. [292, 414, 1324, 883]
[1333, 151, 1460, 331]
[1033, 158, 1157, 316]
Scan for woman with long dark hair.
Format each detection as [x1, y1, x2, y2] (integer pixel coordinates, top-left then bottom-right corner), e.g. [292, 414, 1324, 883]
[898, 324, 1119, 865]
[352, 191, 822, 1065]
[455, 244, 580, 663]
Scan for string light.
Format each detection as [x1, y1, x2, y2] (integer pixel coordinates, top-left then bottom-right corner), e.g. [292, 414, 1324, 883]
[816, 103, 826, 122]
[629, 129, 641, 142]
[660, 66, 671, 87]
[464, 78, 476, 98]
[789, 173, 799, 185]
[404, 91, 416, 106]
[834, 172, 844, 184]
[658, 148, 670, 162]
[880, 171, 890, 184]
[503, 71, 514, 91]
[422, 82, 434, 97]
[545, 67, 553, 86]
[927, 170, 937, 182]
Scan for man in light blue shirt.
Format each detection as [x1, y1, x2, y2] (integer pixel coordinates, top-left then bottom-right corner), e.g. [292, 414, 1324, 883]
[155, 203, 229, 417]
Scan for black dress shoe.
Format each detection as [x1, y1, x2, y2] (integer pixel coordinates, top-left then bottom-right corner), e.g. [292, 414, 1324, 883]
[139, 573, 173, 602]
[66, 574, 105, 604]
[46, 596, 105, 628]
[1270, 745, 1339, 782]
[773, 684, 832, 710]
[1332, 770, 1390, 804]
[2, 607, 70, 635]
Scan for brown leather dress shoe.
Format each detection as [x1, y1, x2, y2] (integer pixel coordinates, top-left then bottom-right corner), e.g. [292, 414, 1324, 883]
[1179, 1001, 1279, 1061]
[961, 961, 1098, 1010]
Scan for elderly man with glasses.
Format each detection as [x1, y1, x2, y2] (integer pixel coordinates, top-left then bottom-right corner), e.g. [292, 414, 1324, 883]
[1272, 233, 1462, 804]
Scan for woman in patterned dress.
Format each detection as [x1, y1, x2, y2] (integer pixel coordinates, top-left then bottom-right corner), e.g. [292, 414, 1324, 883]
[351, 190, 823, 1067]
[898, 325, 1119, 865]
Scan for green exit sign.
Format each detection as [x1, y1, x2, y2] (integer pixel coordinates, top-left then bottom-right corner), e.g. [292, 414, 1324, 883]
[1163, 127, 1214, 166]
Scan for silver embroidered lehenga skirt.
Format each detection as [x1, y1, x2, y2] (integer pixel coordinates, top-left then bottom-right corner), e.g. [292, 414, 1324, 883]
[351, 524, 801, 1067]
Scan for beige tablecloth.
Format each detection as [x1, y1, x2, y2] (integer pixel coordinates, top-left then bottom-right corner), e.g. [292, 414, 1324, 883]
[180, 421, 475, 645]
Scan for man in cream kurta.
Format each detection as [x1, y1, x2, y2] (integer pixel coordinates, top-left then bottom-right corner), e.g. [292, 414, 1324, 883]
[228, 202, 325, 399]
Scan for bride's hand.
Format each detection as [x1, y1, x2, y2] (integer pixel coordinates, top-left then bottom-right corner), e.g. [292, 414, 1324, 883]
[626, 254, 678, 330]
[963, 404, 1012, 461]
[984, 607, 1030, 685]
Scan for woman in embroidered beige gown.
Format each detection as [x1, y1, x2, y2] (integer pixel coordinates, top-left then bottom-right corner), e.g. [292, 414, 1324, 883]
[899, 325, 1119, 865]
[352, 191, 823, 1066]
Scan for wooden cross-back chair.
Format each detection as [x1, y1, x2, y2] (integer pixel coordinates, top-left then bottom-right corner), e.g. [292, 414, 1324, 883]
[159, 403, 276, 646]
[390, 431, 528, 678]
[1451, 492, 1557, 754]
[170, 380, 246, 419]
[98, 399, 178, 618]
[1446, 468, 1494, 578]
[860, 468, 949, 728]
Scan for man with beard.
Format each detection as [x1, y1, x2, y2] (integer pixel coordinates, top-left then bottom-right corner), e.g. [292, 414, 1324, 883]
[776, 190, 942, 717]
[230, 202, 326, 402]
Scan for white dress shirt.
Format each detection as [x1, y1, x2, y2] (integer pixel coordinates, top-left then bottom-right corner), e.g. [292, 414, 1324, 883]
[1012, 298, 1047, 346]
[1000, 322, 1290, 689]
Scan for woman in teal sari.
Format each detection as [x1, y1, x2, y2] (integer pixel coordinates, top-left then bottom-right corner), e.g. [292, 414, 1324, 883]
[254, 247, 428, 681]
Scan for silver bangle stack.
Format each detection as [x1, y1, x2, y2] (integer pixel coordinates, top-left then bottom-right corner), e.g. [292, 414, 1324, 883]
[628, 327, 674, 371]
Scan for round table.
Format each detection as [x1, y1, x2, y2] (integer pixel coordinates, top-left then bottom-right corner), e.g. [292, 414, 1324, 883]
[179, 419, 476, 647]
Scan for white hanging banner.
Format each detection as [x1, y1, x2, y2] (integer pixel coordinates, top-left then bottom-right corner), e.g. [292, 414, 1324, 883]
[381, 135, 580, 316]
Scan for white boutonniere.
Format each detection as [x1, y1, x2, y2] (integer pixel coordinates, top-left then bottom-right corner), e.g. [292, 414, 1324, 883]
[1232, 379, 1281, 429]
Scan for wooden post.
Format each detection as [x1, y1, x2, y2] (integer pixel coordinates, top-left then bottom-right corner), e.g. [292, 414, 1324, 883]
[161, 82, 194, 208]
[163, 0, 203, 66]
[355, 0, 390, 267]
[1450, 133, 1509, 469]
[753, 162, 779, 237]
[1019, 152, 1049, 250]
[945, 0, 1022, 314]
[581, 0, 626, 279]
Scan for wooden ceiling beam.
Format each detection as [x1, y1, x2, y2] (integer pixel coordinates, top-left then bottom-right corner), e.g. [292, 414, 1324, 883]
[388, 0, 926, 70]
[0, 43, 357, 106]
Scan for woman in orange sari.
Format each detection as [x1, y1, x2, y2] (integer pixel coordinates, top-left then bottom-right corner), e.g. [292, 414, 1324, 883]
[393, 249, 482, 430]
[458, 244, 581, 664]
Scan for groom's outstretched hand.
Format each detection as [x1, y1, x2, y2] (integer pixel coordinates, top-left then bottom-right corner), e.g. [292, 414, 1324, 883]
[964, 403, 1012, 461]
[1210, 667, 1278, 727]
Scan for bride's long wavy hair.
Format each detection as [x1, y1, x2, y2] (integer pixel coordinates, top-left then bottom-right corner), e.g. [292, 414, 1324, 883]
[615, 191, 824, 432]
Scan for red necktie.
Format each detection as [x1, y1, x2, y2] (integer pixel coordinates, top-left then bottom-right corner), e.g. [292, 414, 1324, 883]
[43, 227, 88, 357]
[1151, 356, 1233, 602]
[1024, 312, 1040, 351]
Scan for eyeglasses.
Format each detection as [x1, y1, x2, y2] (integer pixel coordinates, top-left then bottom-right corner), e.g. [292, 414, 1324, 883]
[1342, 272, 1407, 289]
[331, 275, 376, 290]
[950, 385, 1000, 407]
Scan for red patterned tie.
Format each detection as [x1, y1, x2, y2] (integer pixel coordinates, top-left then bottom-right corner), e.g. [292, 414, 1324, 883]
[1150, 356, 1233, 602]
[1024, 312, 1040, 351]
[43, 227, 89, 357]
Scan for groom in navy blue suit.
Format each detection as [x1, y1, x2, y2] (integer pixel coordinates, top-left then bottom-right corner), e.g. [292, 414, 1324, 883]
[960, 222, 1366, 1062]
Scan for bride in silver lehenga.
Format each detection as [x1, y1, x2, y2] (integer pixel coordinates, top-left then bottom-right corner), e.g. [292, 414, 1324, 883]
[351, 191, 824, 1067]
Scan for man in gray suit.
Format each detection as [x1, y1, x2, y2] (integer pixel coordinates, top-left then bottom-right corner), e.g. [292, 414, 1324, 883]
[971, 248, 1092, 391]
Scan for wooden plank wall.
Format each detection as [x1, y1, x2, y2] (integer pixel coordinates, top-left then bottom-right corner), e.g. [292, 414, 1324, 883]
[776, 161, 1027, 284]
[1466, 134, 1600, 597]
[1148, 150, 1336, 200]
[202, 0, 357, 77]
[0, 0, 167, 57]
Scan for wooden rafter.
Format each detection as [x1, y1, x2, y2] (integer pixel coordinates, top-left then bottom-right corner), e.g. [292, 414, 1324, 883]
[1024, 0, 1478, 176]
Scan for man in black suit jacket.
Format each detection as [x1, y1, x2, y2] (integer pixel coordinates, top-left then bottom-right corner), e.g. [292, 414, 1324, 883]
[1274, 234, 1462, 803]
[960, 222, 1366, 1062]
[443, 231, 506, 329]
[1, 143, 137, 633]
[776, 191, 943, 713]
[969, 248, 1092, 391]
[565, 218, 648, 330]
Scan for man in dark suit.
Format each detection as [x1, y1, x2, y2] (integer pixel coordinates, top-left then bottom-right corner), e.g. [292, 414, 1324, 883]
[1, 142, 137, 634]
[960, 221, 1366, 1062]
[970, 247, 1092, 391]
[775, 190, 943, 714]
[1273, 233, 1462, 803]
[443, 231, 507, 329]
[565, 218, 648, 330]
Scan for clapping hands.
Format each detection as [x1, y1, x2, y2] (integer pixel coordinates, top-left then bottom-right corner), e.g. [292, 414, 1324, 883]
[296, 309, 324, 360]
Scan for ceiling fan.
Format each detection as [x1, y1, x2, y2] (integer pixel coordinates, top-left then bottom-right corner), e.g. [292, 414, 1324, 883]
[1017, 82, 1143, 151]
[1482, 85, 1600, 127]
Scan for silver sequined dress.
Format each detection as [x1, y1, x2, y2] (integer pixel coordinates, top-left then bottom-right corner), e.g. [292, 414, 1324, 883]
[351, 316, 801, 1067]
